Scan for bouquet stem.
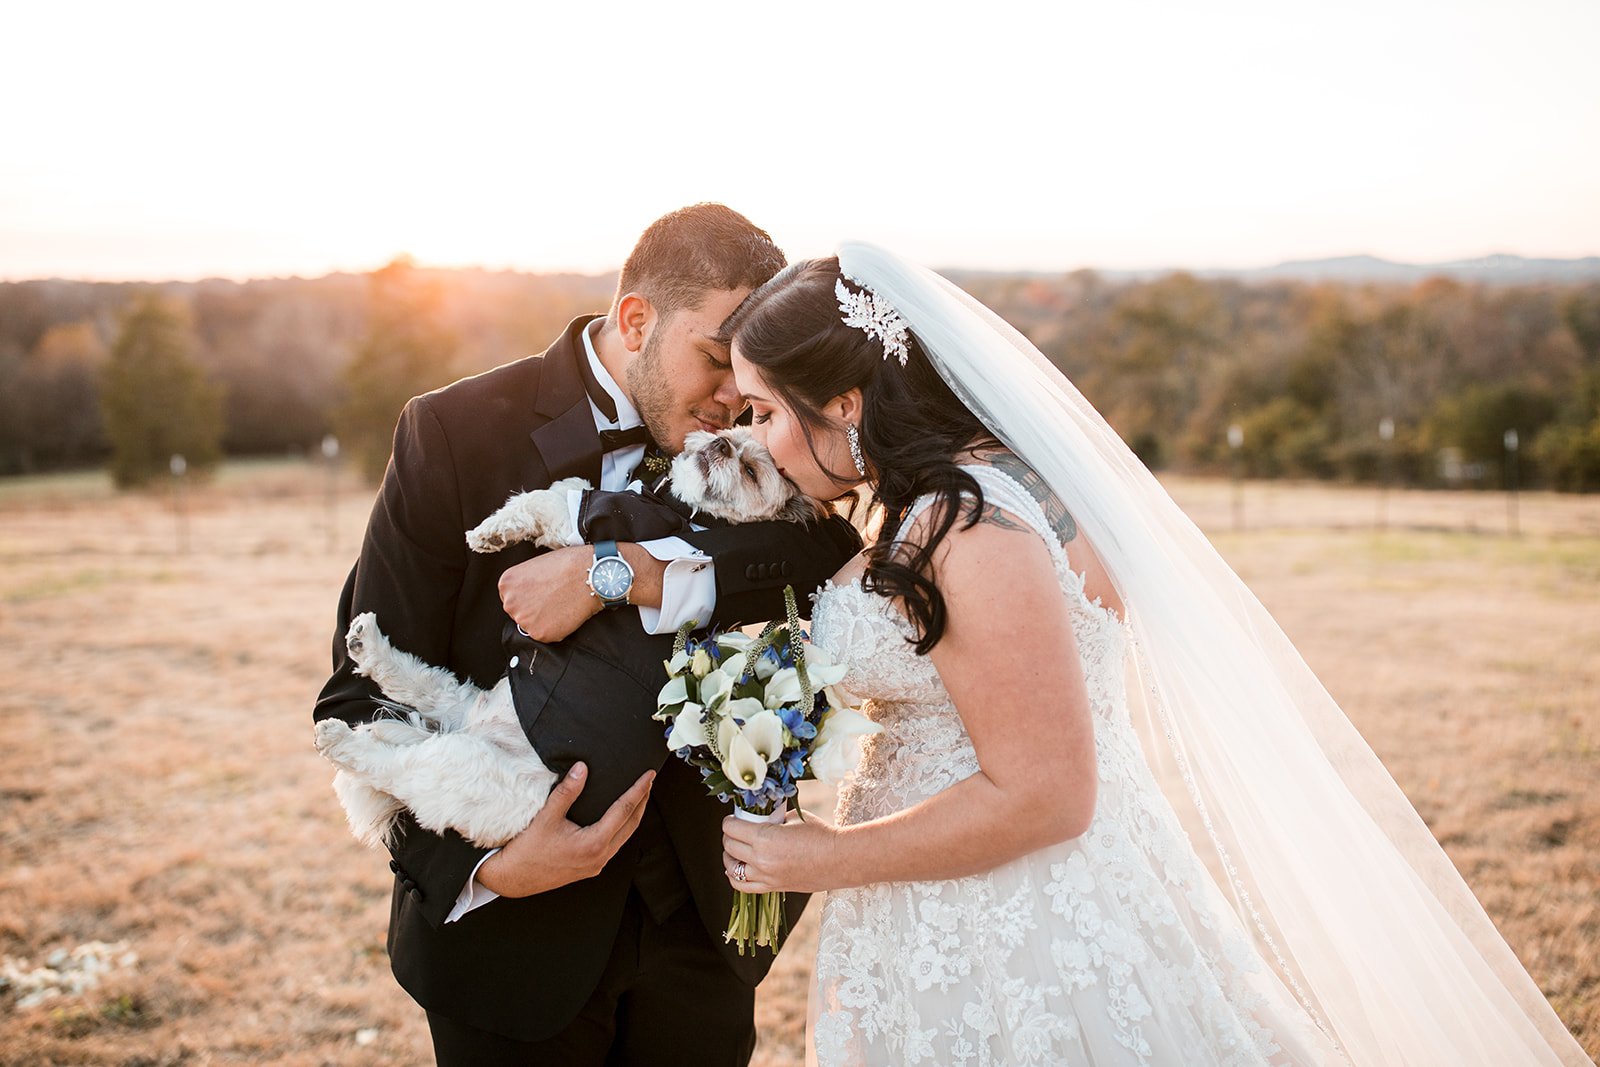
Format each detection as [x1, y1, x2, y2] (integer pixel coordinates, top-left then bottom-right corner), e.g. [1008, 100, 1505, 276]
[727, 807, 788, 955]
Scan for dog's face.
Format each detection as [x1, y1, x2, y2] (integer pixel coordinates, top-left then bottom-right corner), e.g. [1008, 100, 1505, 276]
[669, 428, 826, 524]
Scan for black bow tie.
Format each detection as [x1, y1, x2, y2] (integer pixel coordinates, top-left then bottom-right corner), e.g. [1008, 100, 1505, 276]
[598, 425, 653, 454]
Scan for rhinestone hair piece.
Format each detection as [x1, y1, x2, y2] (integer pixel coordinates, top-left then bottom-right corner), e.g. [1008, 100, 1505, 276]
[835, 275, 910, 367]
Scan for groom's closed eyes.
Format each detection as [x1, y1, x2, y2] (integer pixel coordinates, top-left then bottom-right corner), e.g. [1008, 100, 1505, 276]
[699, 343, 732, 371]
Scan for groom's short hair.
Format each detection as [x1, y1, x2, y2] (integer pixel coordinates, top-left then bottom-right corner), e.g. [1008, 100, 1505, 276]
[613, 203, 786, 319]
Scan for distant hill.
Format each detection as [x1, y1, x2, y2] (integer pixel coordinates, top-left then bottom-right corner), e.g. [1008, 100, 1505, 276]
[1099, 253, 1600, 285]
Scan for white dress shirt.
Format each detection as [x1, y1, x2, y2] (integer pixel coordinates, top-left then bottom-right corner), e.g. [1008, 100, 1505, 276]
[446, 321, 716, 922]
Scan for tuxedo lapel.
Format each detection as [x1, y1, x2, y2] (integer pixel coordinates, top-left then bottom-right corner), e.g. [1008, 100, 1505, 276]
[530, 400, 603, 486]
[527, 315, 605, 488]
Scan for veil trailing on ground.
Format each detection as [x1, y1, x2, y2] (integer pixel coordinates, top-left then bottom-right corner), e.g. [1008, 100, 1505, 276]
[836, 242, 1588, 1066]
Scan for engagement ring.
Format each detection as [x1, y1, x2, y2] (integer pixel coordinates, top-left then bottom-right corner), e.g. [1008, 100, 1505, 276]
[733, 860, 748, 883]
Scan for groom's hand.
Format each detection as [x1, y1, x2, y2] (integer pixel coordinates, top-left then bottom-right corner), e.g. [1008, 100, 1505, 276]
[499, 545, 666, 642]
[476, 762, 655, 897]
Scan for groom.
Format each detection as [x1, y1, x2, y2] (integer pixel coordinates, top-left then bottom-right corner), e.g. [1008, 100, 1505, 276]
[313, 204, 861, 1063]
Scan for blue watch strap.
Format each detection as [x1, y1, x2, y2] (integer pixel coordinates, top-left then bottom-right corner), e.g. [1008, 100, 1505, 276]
[589, 539, 631, 609]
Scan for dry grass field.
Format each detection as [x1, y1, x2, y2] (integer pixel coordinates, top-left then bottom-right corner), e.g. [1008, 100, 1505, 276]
[1, 461, 1596, 1065]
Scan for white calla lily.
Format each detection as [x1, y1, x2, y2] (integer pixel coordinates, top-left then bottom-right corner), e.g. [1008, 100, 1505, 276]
[808, 661, 850, 689]
[796, 642, 850, 689]
[724, 696, 766, 724]
[809, 705, 883, 785]
[665, 649, 690, 675]
[666, 703, 708, 750]
[716, 713, 742, 757]
[740, 710, 786, 763]
[801, 640, 830, 666]
[656, 673, 688, 717]
[720, 730, 768, 791]
[715, 631, 754, 653]
[763, 667, 803, 709]
[698, 668, 733, 711]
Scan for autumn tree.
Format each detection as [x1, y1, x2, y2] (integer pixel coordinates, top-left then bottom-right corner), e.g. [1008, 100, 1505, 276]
[101, 295, 223, 488]
[29, 322, 108, 467]
[335, 257, 458, 482]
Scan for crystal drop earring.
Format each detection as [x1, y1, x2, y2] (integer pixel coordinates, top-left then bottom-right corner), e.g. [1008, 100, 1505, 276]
[846, 423, 866, 477]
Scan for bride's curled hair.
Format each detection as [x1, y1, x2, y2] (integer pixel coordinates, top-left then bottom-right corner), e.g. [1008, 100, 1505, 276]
[722, 257, 998, 653]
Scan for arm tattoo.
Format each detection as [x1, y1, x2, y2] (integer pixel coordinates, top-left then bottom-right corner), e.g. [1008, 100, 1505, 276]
[980, 452, 1079, 543]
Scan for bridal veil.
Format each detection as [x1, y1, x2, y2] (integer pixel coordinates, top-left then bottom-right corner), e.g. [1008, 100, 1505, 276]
[833, 241, 1588, 1066]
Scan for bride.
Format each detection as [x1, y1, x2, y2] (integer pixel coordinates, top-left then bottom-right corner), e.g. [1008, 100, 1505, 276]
[716, 244, 1589, 1066]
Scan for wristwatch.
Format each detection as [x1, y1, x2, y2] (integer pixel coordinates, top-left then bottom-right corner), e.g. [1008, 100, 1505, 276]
[586, 539, 634, 610]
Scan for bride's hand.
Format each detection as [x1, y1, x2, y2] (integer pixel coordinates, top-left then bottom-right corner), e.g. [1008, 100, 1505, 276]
[721, 809, 839, 894]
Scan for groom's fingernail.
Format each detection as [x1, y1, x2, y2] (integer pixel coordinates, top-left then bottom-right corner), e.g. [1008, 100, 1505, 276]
[571, 762, 586, 779]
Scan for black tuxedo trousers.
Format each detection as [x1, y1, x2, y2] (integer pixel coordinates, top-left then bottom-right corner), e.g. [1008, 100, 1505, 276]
[313, 316, 861, 1042]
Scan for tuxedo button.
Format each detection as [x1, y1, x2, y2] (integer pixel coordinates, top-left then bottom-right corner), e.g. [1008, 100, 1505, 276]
[744, 564, 758, 580]
[388, 860, 401, 875]
[509, 656, 519, 669]
[408, 887, 424, 903]
[780, 561, 793, 578]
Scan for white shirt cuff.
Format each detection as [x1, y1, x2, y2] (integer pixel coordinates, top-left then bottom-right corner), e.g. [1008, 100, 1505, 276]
[637, 537, 715, 634]
[566, 489, 584, 534]
[445, 849, 502, 924]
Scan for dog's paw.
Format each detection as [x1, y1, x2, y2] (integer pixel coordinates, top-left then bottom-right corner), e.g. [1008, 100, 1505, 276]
[313, 716, 352, 754]
[345, 612, 374, 655]
[345, 612, 381, 666]
[465, 518, 509, 554]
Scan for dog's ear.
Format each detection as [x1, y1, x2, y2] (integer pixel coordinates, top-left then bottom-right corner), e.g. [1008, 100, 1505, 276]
[775, 493, 830, 526]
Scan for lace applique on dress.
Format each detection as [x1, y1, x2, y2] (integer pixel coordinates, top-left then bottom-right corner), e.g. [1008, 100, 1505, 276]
[809, 465, 1337, 1066]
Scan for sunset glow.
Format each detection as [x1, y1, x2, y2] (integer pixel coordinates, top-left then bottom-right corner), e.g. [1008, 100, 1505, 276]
[3, 0, 1597, 280]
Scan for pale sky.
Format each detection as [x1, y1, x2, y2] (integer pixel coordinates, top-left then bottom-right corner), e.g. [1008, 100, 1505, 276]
[2, 0, 1596, 281]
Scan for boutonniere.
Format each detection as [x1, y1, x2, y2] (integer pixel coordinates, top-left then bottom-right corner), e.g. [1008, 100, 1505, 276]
[640, 450, 672, 479]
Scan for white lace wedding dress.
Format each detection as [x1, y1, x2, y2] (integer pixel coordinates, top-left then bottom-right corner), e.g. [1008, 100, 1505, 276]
[807, 466, 1343, 1067]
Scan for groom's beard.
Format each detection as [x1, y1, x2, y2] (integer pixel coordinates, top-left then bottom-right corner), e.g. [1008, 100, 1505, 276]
[626, 325, 734, 455]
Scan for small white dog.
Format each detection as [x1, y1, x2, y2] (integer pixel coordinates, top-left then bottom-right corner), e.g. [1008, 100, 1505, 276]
[313, 428, 825, 849]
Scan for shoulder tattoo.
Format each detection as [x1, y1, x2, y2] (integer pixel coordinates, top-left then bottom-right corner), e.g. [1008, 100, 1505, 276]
[982, 452, 1079, 543]
[971, 499, 1030, 534]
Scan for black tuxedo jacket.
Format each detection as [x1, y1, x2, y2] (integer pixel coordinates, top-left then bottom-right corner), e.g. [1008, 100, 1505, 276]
[312, 316, 861, 1041]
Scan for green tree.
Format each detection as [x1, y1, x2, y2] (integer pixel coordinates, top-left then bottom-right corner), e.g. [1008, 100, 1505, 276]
[101, 295, 223, 488]
[1560, 288, 1600, 369]
[1533, 367, 1600, 491]
[1535, 420, 1600, 491]
[1424, 383, 1557, 489]
[1232, 396, 1335, 479]
[335, 257, 458, 482]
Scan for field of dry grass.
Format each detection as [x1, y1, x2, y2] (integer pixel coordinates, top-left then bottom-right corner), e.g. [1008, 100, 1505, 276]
[1, 461, 1595, 1065]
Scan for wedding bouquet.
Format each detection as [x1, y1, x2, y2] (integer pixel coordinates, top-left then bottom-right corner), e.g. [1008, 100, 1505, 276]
[655, 585, 880, 954]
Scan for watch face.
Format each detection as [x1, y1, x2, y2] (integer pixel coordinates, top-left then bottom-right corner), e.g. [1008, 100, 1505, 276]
[590, 556, 632, 600]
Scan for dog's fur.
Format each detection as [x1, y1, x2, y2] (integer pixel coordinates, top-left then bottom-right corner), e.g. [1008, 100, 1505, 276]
[314, 428, 825, 849]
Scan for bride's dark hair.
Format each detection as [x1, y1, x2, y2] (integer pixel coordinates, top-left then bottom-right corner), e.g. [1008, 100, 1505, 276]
[721, 257, 998, 653]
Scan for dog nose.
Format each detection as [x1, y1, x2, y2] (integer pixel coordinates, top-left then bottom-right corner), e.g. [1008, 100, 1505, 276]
[710, 436, 733, 457]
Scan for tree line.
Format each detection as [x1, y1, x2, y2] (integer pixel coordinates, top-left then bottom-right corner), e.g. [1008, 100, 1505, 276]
[1, 261, 1596, 491]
